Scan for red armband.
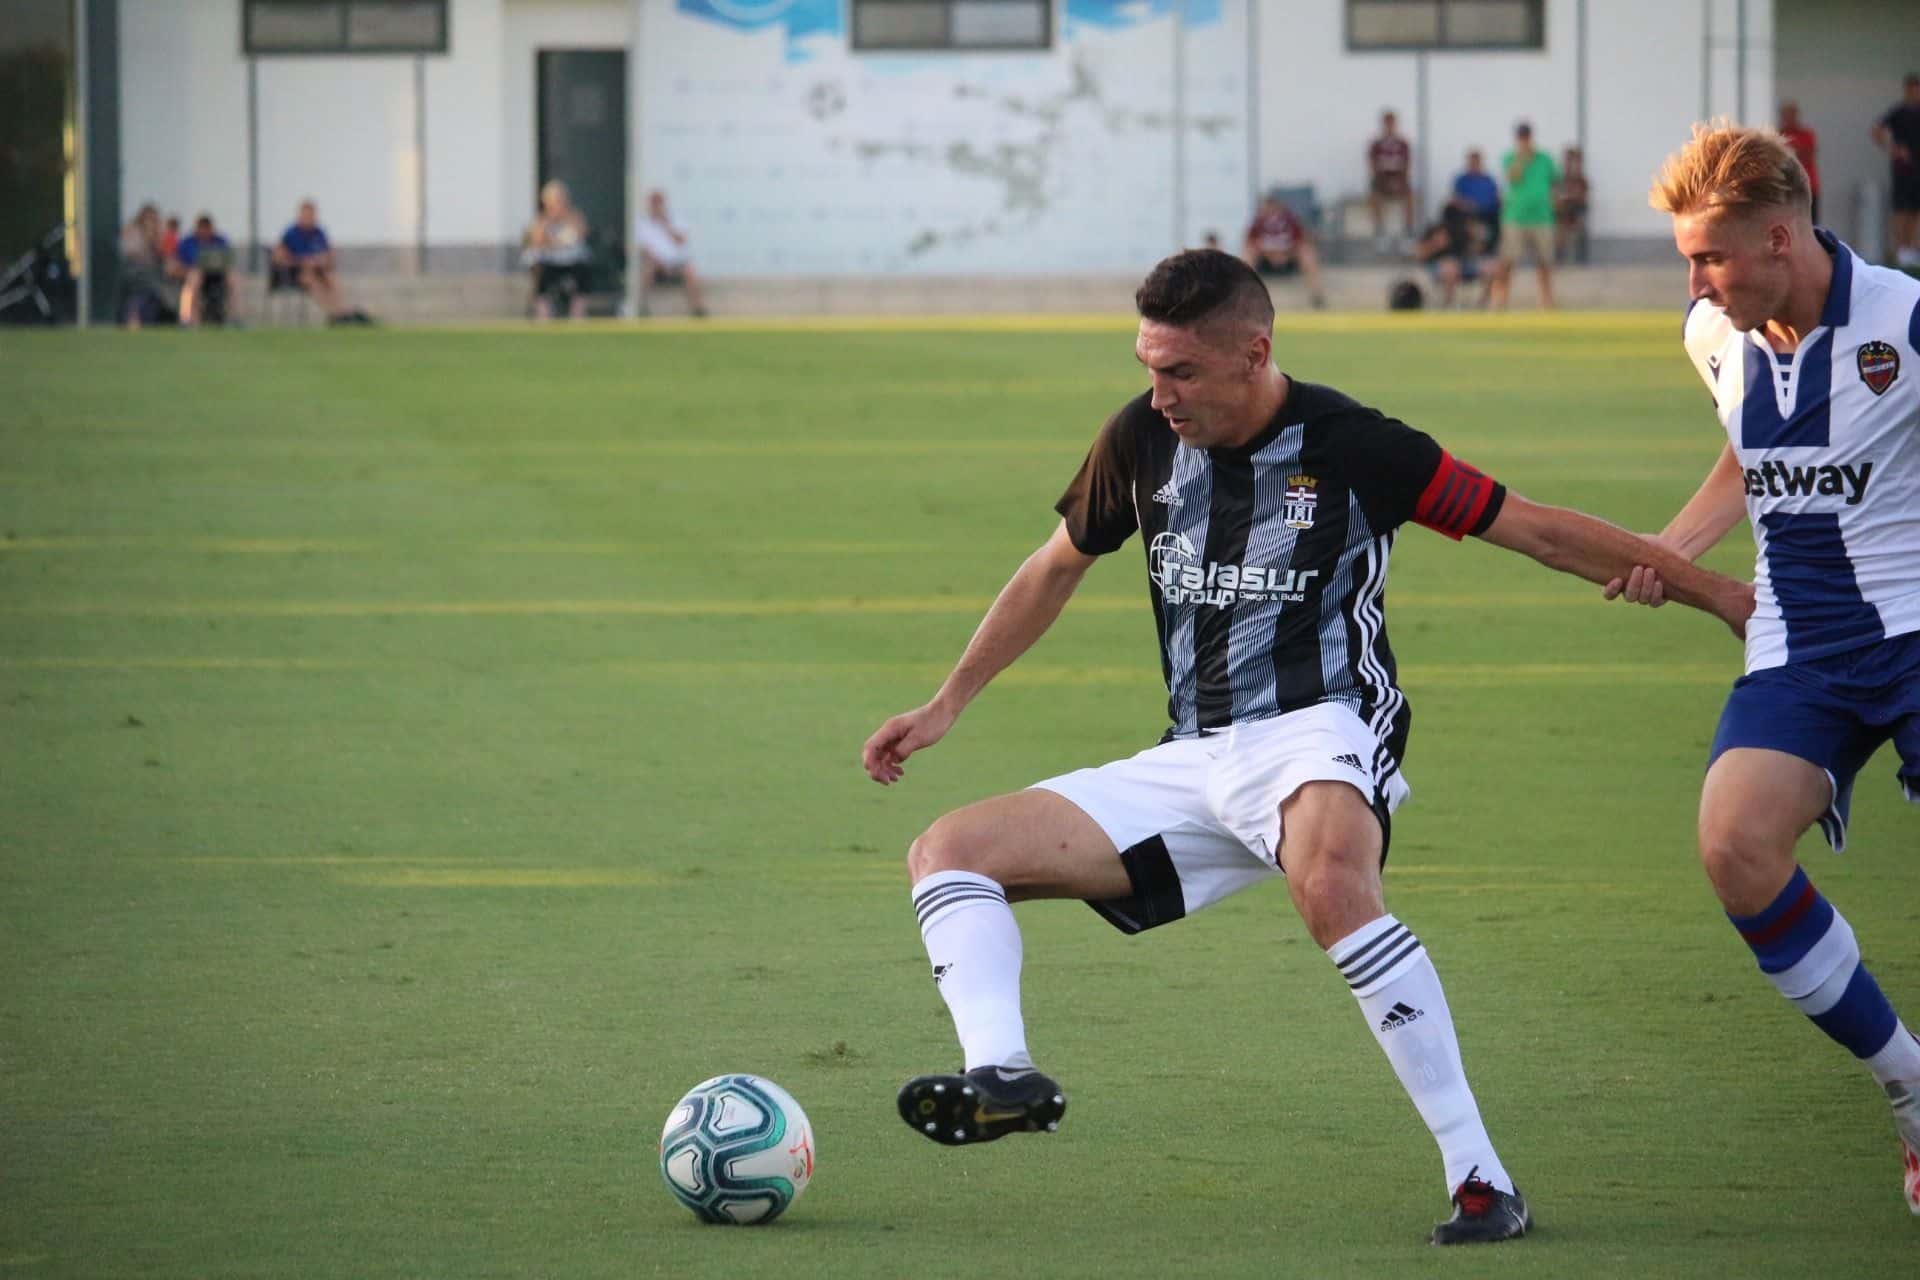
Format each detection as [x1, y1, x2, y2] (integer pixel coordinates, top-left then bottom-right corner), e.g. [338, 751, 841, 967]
[1413, 451, 1499, 540]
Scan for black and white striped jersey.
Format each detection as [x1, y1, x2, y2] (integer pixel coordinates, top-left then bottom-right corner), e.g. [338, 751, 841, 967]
[1055, 378, 1505, 760]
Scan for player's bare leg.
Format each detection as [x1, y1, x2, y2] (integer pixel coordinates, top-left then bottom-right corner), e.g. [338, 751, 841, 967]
[1702, 749, 1920, 1213]
[1280, 781, 1530, 1244]
[898, 790, 1122, 1145]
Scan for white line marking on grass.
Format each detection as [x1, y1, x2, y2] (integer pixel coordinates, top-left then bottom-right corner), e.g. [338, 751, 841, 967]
[0, 657, 366, 670]
[420, 311, 1676, 337]
[336, 868, 664, 888]
[0, 536, 379, 553]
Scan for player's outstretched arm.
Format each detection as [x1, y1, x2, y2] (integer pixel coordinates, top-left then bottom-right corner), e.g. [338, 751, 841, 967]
[1601, 443, 1748, 608]
[862, 522, 1098, 785]
[1478, 492, 1755, 638]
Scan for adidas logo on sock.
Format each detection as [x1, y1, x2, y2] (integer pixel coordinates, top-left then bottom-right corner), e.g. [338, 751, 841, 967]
[1378, 1001, 1425, 1032]
[1151, 481, 1182, 506]
[932, 963, 951, 986]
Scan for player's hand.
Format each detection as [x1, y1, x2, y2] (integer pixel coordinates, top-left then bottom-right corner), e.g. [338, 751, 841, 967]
[862, 702, 958, 785]
[1602, 533, 1674, 608]
[1602, 564, 1667, 608]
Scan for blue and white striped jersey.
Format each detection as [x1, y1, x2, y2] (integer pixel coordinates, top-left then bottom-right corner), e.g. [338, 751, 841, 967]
[1683, 231, 1920, 672]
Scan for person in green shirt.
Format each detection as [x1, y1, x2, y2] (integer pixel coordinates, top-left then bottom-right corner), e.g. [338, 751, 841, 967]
[1492, 122, 1560, 308]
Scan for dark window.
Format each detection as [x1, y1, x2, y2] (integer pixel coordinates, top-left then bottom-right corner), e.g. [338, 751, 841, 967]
[853, 0, 1051, 52]
[1347, 0, 1543, 51]
[243, 1, 449, 56]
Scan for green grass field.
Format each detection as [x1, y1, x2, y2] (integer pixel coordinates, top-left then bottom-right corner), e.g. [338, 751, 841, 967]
[3, 316, 1916, 1279]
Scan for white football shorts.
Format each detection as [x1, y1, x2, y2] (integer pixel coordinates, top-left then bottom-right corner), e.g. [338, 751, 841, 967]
[1031, 701, 1411, 934]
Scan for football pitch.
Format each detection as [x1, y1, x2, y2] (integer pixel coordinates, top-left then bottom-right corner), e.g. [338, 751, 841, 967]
[3, 315, 1916, 1278]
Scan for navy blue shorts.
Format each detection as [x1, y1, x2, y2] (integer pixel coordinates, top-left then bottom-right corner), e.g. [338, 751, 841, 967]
[1709, 629, 1920, 851]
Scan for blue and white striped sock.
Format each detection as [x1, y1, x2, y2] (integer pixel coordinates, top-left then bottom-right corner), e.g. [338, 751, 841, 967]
[1730, 866, 1920, 1085]
[911, 871, 1032, 1072]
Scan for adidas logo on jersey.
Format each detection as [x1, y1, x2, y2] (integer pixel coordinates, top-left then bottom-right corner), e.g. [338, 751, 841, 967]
[1332, 752, 1365, 771]
[1151, 481, 1183, 507]
[1378, 1001, 1425, 1032]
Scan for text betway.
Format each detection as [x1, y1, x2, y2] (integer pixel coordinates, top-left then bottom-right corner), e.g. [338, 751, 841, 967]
[1156, 562, 1320, 607]
[1743, 460, 1874, 504]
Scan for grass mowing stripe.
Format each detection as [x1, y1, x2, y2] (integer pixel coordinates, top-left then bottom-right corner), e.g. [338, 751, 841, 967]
[0, 657, 1736, 685]
[0, 537, 969, 556]
[2, 590, 1621, 617]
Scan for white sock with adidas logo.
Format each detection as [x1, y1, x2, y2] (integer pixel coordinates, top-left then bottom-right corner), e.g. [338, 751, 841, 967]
[1329, 914, 1514, 1197]
[912, 870, 1034, 1072]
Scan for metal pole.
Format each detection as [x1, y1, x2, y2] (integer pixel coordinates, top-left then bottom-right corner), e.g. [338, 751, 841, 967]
[1700, 0, 1711, 122]
[628, 0, 644, 317]
[247, 59, 260, 272]
[415, 54, 427, 273]
[1245, 0, 1258, 216]
[1735, 0, 1747, 123]
[1415, 49, 1428, 232]
[1172, 1, 1186, 247]
[1575, 0, 1588, 157]
[73, 0, 90, 326]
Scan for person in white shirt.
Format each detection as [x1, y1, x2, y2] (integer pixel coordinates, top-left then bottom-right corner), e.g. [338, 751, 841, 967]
[1616, 120, 1920, 1214]
[634, 189, 708, 318]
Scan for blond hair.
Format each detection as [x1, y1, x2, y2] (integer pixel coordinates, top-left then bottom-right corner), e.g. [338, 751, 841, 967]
[1650, 120, 1811, 218]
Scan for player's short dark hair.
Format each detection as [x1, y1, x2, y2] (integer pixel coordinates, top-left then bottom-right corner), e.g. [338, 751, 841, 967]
[1134, 249, 1274, 336]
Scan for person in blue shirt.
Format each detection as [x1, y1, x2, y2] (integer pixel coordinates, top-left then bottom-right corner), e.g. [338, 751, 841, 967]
[168, 213, 235, 327]
[1450, 148, 1501, 254]
[271, 200, 370, 324]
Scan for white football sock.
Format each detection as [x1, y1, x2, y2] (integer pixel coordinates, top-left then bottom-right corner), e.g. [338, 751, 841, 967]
[911, 871, 1032, 1072]
[1866, 1021, 1920, 1088]
[1330, 914, 1513, 1196]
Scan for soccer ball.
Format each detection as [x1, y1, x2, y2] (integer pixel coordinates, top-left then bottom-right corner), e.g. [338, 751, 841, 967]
[659, 1074, 815, 1224]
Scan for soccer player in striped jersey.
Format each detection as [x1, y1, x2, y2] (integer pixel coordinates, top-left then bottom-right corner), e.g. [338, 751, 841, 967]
[1610, 121, 1920, 1212]
[861, 248, 1754, 1244]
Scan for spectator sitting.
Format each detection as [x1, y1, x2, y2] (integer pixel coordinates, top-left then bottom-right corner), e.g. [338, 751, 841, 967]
[1367, 109, 1415, 247]
[160, 215, 181, 262]
[1778, 100, 1820, 224]
[1450, 147, 1501, 252]
[1553, 146, 1590, 264]
[271, 200, 371, 325]
[523, 180, 592, 320]
[635, 189, 709, 318]
[118, 203, 177, 328]
[1871, 73, 1920, 269]
[1242, 194, 1326, 309]
[1412, 200, 1489, 309]
[168, 213, 236, 327]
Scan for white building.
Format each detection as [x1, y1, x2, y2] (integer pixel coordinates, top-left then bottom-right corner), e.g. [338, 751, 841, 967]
[88, 0, 1906, 293]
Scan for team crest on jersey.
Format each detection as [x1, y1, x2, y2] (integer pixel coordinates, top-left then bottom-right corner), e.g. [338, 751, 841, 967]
[1281, 474, 1318, 530]
[1858, 341, 1899, 397]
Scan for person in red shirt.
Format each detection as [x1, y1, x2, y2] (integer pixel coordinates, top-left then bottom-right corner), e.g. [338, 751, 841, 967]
[1778, 101, 1820, 224]
[1241, 195, 1326, 309]
[1368, 109, 1414, 245]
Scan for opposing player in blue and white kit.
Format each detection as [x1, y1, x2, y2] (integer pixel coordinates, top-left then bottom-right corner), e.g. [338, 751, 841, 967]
[1618, 121, 1920, 1211]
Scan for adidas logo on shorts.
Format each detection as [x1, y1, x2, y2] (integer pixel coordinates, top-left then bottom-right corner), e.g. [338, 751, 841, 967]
[1332, 752, 1365, 771]
[1151, 481, 1182, 506]
[932, 963, 951, 986]
[1378, 1001, 1425, 1032]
